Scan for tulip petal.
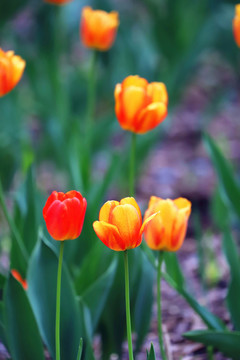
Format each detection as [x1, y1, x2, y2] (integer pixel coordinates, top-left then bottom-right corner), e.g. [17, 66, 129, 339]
[143, 212, 166, 250]
[171, 211, 188, 251]
[110, 204, 142, 249]
[121, 86, 148, 131]
[99, 200, 119, 222]
[44, 200, 70, 240]
[120, 197, 141, 220]
[93, 221, 124, 251]
[147, 82, 168, 105]
[173, 198, 192, 218]
[136, 102, 167, 134]
[122, 75, 148, 90]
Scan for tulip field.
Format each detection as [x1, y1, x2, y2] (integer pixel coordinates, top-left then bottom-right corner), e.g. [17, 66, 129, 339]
[1, 0, 240, 359]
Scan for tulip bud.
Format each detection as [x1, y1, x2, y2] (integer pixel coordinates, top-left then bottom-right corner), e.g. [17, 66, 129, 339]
[80, 7, 119, 51]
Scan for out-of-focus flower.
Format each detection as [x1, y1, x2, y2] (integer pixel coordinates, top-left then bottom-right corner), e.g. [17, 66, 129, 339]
[93, 197, 155, 251]
[44, 0, 73, 5]
[43, 190, 87, 241]
[11, 269, 28, 290]
[144, 197, 191, 251]
[233, 4, 240, 47]
[114, 75, 168, 134]
[80, 6, 119, 51]
[0, 49, 25, 97]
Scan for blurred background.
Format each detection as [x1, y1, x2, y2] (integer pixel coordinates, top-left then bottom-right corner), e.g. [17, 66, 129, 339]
[1, 0, 240, 359]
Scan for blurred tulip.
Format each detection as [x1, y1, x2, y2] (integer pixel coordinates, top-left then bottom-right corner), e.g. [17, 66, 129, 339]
[115, 75, 168, 134]
[11, 269, 28, 290]
[0, 49, 25, 97]
[144, 197, 191, 251]
[93, 197, 155, 251]
[44, 0, 73, 5]
[43, 190, 87, 241]
[233, 4, 240, 47]
[80, 6, 119, 51]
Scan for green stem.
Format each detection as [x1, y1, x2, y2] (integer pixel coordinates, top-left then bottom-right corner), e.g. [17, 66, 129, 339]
[124, 250, 134, 360]
[55, 241, 64, 360]
[129, 132, 136, 197]
[84, 50, 97, 190]
[157, 251, 167, 360]
[207, 346, 214, 360]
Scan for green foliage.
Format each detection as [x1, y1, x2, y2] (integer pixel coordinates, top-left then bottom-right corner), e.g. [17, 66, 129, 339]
[204, 133, 240, 219]
[27, 236, 83, 360]
[222, 230, 240, 330]
[4, 275, 45, 360]
[146, 343, 156, 360]
[183, 330, 240, 359]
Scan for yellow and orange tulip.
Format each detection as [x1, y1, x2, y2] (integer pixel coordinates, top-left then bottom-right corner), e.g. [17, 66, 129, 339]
[233, 4, 240, 47]
[80, 7, 119, 51]
[114, 75, 168, 134]
[0, 49, 25, 97]
[44, 0, 73, 5]
[93, 197, 154, 251]
[144, 196, 191, 252]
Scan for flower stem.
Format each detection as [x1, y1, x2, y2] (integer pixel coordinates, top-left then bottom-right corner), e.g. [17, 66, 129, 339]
[129, 132, 136, 197]
[56, 241, 64, 360]
[84, 50, 97, 190]
[157, 251, 167, 360]
[124, 250, 134, 360]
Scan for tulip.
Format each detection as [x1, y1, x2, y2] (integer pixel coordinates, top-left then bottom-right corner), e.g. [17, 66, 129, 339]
[93, 197, 155, 360]
[0, 49, 25, 97]
[144, 196, 191, 252]
[114, 75, 168, 134]
[80, 7, 119, 51]
[44, 0, 73, 5]
[233, 4, 240, 47]
[43, 190, 86, 360]
[144, 196, 191, 360]
[93, 197, 154, 251]
[11, 269, 28, 290]
[43, 190, 87, 241]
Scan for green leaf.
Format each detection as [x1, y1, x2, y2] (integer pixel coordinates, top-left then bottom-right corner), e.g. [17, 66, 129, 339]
[222, 230, 240, 330]
[76, 338, 83, 360]
[81, 256, 118, 332]
[0, 301, 8, 352]
[4, 275, 45, 360]
[134, 250, 154, 351]
[203, 133, 240, 219]
[183, 330, 240, 359]
[164, 252, 185, 289]
[27, 236, 82, 360]
[162, 272, 226, 331]
[147, 343, 156, 360]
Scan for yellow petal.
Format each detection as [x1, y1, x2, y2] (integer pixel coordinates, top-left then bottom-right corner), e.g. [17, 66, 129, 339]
[120, 197, 142, 221]
[143, 212, 166, 250]
[93, 221, 124, 251]
[147, 82, 168, 105]
[110, 204, 142, 249]
[136, 102, 167, 134]
[99, 200, 119, 222]
[122, 75, 148, 90]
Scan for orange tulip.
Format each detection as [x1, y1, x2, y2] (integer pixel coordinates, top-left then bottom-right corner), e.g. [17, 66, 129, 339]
[93, 197, 155, 251]
[44, 0, 73, 5]
[144, 197, 191, 251]
[80, 7, 119, 51]
[114, 75, 168, 134]
[11, 269, 28, 290]
[0, 49, 25, 97]
[233, 4, 240, 47]
[43, 190, 87, 241]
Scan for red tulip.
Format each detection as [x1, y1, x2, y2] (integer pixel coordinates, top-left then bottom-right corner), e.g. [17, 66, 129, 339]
[43, 190, 87, 241]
